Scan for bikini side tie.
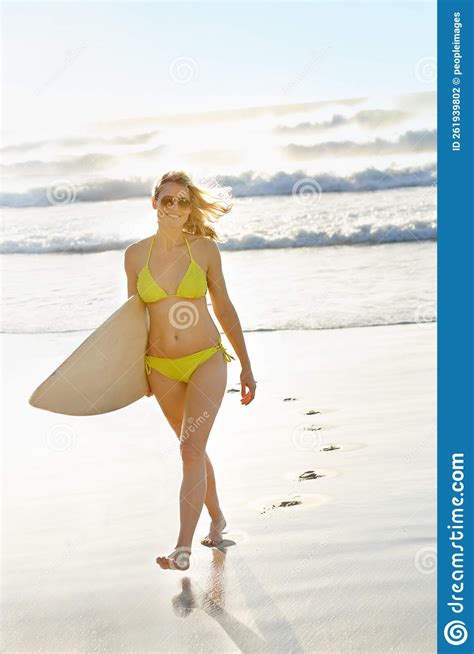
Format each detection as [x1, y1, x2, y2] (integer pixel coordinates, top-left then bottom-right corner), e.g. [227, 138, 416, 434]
[217, 340, 235, 362]
[145, 357, 152, 375]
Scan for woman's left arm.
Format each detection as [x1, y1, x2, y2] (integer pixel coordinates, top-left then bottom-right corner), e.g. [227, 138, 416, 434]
[206, 240, 256, 405]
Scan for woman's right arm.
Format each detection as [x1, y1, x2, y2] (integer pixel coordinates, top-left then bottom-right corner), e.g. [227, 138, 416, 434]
[124, 244, 138, 298]
[124, 244, 153, 396]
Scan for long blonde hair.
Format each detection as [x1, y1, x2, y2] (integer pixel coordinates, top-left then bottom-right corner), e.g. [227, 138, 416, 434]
[151, 170, 233, 241]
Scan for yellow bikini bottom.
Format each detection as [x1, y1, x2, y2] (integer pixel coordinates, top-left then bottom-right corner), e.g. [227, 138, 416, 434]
[145, 339, 235, 383]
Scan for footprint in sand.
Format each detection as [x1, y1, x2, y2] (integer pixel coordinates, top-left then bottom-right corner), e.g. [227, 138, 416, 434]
[299, 470, 323, 480]
[305, 407, 340, 415]
[283, 397, 298, 402]
[260, 497, 302, 514]
[319, 442, 366, 452]
[300, 468, 341, 479]
[278, 499, 302, 508]
[248, 493, 331, 514]
[283, 468, 341, 482]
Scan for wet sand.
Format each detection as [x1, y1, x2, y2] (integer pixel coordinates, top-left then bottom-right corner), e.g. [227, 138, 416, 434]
[1, 323, 436, 652]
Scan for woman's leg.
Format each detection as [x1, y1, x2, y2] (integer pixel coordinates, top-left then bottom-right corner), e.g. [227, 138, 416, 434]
[147, 366, 225, 528]
[157, 349, 227, 569]
[201, 453, 227, 547]
[176, 351, 227, 548]
[202, 453, 221, 520]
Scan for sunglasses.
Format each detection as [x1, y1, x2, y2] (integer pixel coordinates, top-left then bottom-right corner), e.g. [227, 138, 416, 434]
[159, 195, 192, 210]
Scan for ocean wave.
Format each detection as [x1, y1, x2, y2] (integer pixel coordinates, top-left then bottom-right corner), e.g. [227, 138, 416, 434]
[0, 164, 436, 208]
[1, 222, 436, 254]
[220, 223, 437, 250]
[1, 318, 436, 336]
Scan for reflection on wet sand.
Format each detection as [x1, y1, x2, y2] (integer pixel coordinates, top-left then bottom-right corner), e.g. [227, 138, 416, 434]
[170, 548, 269, 652]
[169, 544, 304, 653]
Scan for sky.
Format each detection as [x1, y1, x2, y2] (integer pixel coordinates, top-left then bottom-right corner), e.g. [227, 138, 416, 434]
[2, 1, 436, 141]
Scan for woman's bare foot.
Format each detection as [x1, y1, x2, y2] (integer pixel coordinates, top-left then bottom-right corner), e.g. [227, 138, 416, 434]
[156, 547, 191, 571]
[201, 512, 226, 547]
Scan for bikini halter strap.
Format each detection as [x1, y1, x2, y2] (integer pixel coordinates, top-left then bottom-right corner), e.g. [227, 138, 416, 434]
[183, 234, 193, 260]
[146, 233, 156, 267]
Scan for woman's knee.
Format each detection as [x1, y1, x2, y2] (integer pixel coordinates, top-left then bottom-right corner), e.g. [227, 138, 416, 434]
[179, 439, 206, 466]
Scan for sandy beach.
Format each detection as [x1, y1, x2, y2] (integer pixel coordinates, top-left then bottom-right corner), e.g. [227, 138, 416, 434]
[1, 321, 436, 653]
[2, 2, 439, 650]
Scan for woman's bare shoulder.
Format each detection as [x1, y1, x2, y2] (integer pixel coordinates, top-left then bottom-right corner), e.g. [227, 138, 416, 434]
[186, 233, 219, 250]
[125, 235, 152, 258]
[124, 236, 153, 277]
[185, 235, 220, 271]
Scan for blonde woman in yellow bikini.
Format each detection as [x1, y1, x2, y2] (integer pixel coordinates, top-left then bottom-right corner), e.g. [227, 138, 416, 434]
[124, 170, 256, 571]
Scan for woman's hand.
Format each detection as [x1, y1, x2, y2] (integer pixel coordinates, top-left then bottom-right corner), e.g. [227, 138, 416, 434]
[240, 368, 257, 405]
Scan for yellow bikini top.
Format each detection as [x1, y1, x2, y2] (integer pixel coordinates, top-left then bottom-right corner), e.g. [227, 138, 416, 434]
[137, 232, 207, 304]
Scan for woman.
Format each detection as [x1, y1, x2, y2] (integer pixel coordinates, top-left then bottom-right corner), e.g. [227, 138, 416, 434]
[124, 171, 257, 571]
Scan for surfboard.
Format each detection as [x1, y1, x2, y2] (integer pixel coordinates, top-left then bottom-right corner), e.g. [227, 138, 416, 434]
[29, 294, 150, 416]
